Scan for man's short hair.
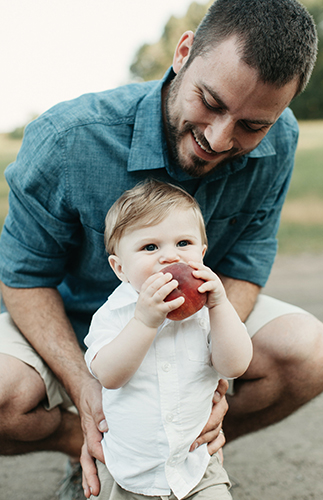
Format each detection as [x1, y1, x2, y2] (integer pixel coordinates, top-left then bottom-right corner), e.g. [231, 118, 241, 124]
[105, 179, 208, 255]
[187, 0, 317, 95]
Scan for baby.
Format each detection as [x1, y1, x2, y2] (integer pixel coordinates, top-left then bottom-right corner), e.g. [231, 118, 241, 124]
[85, 179, 252, 500]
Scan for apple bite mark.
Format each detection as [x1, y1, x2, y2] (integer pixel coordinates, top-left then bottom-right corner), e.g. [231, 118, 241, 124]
[162, 263, 207, 320]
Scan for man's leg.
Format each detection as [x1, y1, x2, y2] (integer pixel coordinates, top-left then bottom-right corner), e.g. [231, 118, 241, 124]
[0, 313, 83, 457]
[224, 297, 323, 441]
[0, 353, 83, 456]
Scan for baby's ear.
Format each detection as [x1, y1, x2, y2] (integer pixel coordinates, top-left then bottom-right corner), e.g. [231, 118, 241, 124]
[108, 255, 127, 282]
[202, 244, 207, 258]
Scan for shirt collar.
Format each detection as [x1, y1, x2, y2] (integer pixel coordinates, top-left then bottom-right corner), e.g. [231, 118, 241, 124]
[127, 69, 173, 173]
[247, 136, 276, 157]
[108, 282, 139, 310]
[127, 67, 276, 177]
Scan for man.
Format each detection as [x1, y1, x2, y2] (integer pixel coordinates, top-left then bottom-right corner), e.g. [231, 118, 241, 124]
[0, 0, 321, 499]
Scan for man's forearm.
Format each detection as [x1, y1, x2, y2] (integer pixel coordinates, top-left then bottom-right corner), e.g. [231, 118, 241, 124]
[217, 274, 261, 322]
[0, 282, 90, 408]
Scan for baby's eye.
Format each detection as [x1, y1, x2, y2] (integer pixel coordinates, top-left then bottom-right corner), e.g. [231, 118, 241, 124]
[177, 240, 190, 247]
[144, 243, 158, 252]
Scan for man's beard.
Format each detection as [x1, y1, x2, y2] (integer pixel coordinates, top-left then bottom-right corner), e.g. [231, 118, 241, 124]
[164, 71, 241, 178]
[165, 116, 213, 178]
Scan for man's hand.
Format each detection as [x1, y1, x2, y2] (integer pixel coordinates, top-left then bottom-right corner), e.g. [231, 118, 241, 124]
[189, 379, 229, 455]
[79, 377, 108, 498]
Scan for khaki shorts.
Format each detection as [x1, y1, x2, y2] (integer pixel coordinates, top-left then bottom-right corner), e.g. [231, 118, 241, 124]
[0, 295, 308, 411]
[0, 312, 74, 411]
[92, 452, 232, 500]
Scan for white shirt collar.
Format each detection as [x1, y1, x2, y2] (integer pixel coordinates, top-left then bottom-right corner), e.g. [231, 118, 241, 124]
[107, 282, 138, 310]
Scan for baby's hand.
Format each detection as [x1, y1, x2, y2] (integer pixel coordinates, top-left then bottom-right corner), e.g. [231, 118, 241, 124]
[134, 272, 185, 329]
[188, 262, 227, 309]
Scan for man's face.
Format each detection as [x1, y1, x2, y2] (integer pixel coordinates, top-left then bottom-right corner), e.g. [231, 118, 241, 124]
[164, 35, 298, 177]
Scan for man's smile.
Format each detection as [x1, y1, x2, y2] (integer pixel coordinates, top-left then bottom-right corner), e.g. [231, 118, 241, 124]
[191, 129, 215, 155]
[190, 129, 233, 165]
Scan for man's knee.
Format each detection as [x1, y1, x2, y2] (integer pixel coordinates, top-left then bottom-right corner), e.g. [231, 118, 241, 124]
[254, 313, 323, 365]
[252, 313, 323, 399]
[0, 353, 47, 421]
[224, 314, 323, 439]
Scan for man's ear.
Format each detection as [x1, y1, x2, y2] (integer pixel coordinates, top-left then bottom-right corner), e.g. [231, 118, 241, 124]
[108, 255, 128, 282]
[172, 31, 194, 74]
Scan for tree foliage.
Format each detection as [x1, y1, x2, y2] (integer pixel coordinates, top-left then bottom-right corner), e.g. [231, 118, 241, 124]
[130, 0, 323, 119]
[130, 1, 212, 82]
[289, 4, 323, 119]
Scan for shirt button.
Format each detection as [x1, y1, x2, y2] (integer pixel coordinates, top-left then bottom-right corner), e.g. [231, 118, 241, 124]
[230, 217, 237, 225]
[162, 362, 171, 372]
[166, 413, 174, 422]
[199, 319, 207, 329]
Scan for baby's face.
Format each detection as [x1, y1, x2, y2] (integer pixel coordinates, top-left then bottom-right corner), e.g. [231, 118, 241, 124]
[110, 208, 206, 292]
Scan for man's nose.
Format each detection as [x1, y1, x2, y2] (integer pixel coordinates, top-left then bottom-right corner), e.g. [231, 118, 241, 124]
[204, 117, 235, 154]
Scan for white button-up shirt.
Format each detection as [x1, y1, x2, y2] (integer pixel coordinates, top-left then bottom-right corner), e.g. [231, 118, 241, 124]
[85, 282, 221, 500]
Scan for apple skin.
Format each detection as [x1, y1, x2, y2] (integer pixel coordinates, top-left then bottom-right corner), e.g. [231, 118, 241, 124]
[162, 263, 207, 321]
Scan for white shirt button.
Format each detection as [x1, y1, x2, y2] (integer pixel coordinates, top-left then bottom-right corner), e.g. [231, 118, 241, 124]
[166, 413, 174, 422]
[199, 318, 207, 329]
[162, 362, 171, 372]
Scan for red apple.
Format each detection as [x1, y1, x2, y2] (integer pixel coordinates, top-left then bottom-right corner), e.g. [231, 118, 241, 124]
[162, 263, 207, 320]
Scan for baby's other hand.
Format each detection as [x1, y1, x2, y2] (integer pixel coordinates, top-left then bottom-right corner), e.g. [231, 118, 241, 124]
[188, 262, 227, 309]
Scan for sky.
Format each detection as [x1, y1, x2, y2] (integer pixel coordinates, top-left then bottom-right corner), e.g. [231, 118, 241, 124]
[0, 0, 196, 132]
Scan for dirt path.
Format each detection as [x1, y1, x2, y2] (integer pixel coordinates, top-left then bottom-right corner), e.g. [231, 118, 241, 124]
[1, 253, 323, 500]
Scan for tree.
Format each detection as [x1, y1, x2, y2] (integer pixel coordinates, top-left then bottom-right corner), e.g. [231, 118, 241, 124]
[129, 0, 323, 119]
[130, 2, 212, 82]
[289, 4, 323, 119]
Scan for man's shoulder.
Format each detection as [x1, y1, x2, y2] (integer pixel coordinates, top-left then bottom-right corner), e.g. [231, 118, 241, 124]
[264, 107, 299, 155]
[38, 79, 159, 136]
[271, 107, 299, 138]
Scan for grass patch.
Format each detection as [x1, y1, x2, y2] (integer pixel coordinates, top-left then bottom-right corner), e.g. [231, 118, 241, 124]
[278, 223, 323, 254]
[278, 120, 323, 254]
[288, 149, 323, 199]
[0, 134, 21, 228]
[0, 134, 21, 173]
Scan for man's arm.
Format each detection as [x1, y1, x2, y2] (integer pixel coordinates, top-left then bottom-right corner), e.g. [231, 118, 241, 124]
[0, 282, 107, 462]
[1, 283, 89, 402]
[217, 274, 261, 322]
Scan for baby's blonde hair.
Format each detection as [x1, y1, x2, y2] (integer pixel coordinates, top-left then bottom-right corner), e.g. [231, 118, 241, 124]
[105, 179, 207, 255]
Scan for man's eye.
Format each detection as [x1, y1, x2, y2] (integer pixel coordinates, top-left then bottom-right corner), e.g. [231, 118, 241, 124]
[144, 244, 157, 251]
[201, 94, 221, 112]
[177, 240, 189, 247]
[241, 121, 264, 133]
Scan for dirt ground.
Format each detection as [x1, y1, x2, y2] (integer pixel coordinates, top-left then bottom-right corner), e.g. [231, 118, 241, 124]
[1, 253, 323, 500]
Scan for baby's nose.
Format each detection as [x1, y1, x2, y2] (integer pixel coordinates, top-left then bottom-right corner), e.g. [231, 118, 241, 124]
[159, 249, 181, 264]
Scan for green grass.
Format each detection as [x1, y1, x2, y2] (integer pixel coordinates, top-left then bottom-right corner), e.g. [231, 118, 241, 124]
[286, 122, 323, 200]
[277, 223, 323, 254]
[0, 135, 21, 229]
[0, 121, 323, 254]
[277, 120, 323, 254]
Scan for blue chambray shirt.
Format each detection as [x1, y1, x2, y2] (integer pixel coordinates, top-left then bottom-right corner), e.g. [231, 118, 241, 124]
[0, 68, 299, 344]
